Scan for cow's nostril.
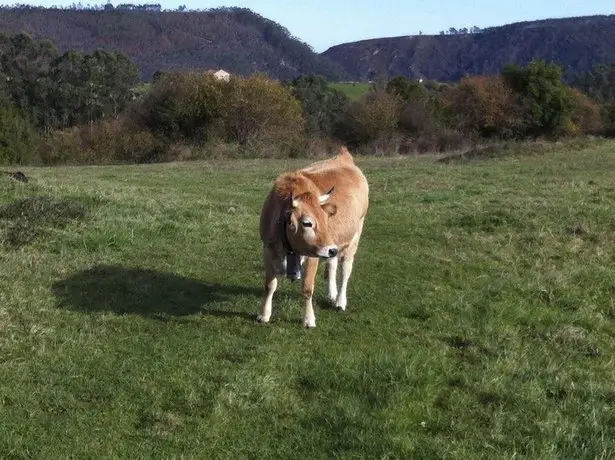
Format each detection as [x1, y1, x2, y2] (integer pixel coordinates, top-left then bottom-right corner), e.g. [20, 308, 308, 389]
[328, 247, 339, 258]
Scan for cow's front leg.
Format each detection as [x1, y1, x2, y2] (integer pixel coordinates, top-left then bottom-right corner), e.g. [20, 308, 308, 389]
[257, 260, 277, 324]
[336, 255, 354, 311]
[325, 256, 338, 306]
[302, 256, 320, 328]
[337, 220, 364, 311]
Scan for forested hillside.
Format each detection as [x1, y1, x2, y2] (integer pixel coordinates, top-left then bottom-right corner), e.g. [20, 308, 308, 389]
[0, 5, 349, 81]
[323, 15, 615, 82]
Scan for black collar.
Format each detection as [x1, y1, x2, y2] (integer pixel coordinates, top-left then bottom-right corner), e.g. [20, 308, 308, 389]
[278, 205, 302, 280]
[279, 206, 295, 255]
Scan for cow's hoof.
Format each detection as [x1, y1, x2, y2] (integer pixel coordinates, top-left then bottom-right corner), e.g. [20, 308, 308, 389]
[303, 318, 316, 328]
[335, 295, 347, 311]
[256, 314, 270, 324]
[336, 305, 347, 312]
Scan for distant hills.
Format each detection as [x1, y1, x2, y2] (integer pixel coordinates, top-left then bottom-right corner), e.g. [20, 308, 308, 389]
[322, 15, 615, 83]
[0, 6, 614, 83]
[0, 6, 349, 81]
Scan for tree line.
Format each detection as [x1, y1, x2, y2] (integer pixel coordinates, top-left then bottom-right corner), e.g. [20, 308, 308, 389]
[0, 30, 614, 165]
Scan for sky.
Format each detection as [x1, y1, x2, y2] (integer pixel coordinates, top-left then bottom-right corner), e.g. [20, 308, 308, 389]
[16, 0, 615, 52]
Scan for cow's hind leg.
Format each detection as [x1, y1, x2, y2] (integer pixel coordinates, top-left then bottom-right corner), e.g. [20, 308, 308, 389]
[257, 254, 277, 323]
[302, 256, 320, 328]
[325, 256, 338, 306]
[336, 217, 365, 311]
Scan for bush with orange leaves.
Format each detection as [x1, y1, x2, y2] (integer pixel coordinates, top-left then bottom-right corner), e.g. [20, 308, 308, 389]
[38, 117, 165, 165]
[443, 75, 524, 139]
[222, 73, 305, 154]
[565, 88, 604, 136]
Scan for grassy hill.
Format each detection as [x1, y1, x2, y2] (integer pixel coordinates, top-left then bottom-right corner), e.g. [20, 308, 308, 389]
[323, 15, 615, 82]
[2, 139, 615, 457]
[0, 6, 349, 81]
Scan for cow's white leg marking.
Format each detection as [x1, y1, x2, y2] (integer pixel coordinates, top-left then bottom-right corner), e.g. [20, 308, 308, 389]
[336, 256, 353, 311]
[304, 297, 316, 328]
[325, 256, 338, 305]
[258, 276, 277, 323]
[302, 257, 320, 328]
[336, 217, 364, 312]
[258, 248, 277, 323]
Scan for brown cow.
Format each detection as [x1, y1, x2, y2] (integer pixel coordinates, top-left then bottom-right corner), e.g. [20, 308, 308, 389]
[257, 146, 369, 327]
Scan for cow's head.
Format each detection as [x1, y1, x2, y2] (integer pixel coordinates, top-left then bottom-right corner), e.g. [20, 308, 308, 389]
[284, 187, 338, 259]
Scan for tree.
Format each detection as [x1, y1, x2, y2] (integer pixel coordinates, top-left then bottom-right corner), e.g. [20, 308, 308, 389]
[0, 32, 59, 130]
[289, 75, 349, 136]
[502, 60, 574, 137]
[573, 63, 615, 103]
[48, 49, 139, 129]
[386, 76, 427, 102]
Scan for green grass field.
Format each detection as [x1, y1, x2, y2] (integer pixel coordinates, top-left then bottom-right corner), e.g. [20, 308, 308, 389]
[2, 140, 615, 458]
[330, 82, 372, 100]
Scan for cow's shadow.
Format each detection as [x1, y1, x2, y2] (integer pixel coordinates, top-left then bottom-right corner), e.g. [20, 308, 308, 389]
[51, 264, 261, 320]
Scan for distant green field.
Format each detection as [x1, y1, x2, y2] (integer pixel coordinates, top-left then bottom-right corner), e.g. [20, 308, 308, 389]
[2, 139, 615, 458]
[132, 82, 151, 98]
[330, 81, 372, 100]
[133, 80, 371, 101]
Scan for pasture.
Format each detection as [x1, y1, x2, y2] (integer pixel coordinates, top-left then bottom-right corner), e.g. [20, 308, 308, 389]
[330, 81, 372, 100]
[2, 139, 615, 459]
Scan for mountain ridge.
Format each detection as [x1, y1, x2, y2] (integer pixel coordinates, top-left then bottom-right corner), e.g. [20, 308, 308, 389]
[0, 6, 349, 81]
[0, 7, 614, 83]
[322, 14, 615, 82]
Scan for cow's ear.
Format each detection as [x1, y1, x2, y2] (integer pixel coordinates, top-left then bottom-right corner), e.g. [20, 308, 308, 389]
[319, 187, 334, 204]
[322, 203, 337, 217]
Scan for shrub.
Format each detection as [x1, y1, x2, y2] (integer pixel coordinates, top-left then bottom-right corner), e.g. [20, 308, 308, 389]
[222, 74, 306, 154]
[134, 72, 305, 157]
[601, 103, 615, 136]
[39, 117, 164, 165]
[80, 117, 165, 164]
[567, 88, 603, 135]
[386, 76, 428, 103]
[334, 89, 400, 147]
[502, 60, 574, 137]
[443, 75, 523, 139]
[0, 105, 39, 165]
[37, 126, 82, 165]
[136, 71, 228, 143]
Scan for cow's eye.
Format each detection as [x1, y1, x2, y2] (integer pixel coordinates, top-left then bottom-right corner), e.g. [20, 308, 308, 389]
[301, 220, 313, 228]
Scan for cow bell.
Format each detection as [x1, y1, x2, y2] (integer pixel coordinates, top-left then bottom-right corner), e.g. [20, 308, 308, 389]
[286, 253, 302, 281]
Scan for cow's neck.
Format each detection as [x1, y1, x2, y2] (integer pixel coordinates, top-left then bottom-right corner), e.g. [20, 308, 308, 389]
[278, 206, 302, 280]
[279, 208, 294, 255]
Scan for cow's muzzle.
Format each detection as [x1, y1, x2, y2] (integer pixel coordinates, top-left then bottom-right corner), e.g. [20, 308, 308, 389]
[316, 246, 338, 259]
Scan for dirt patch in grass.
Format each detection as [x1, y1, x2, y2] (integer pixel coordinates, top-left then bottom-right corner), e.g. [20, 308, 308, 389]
[0, 196, 89, 248]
